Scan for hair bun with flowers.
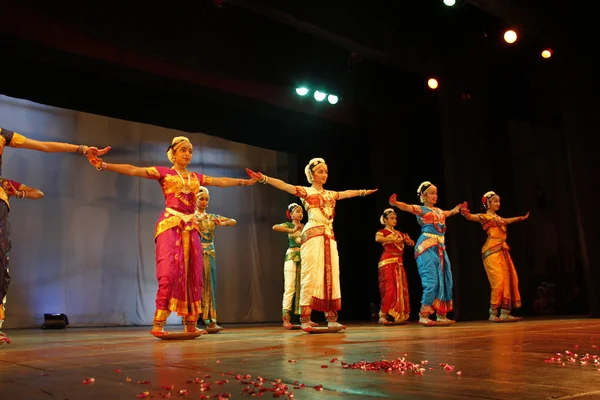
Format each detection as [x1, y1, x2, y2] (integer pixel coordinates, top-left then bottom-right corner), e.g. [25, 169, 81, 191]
[380, 208, 394, 225]
[166, 136, 192, 163]
[482, 191, 496, 209]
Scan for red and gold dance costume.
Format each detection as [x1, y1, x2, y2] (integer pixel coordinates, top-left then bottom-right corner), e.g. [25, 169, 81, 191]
[146, 166, 213, 337]
[376, 228, 414, 324]
[296, 186, 343, 329]
[0, 127, 27, 340]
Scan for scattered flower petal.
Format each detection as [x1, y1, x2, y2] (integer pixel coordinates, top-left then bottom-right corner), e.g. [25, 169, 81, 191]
[136, 392, 150, 398]
[81, 378, 95, 385]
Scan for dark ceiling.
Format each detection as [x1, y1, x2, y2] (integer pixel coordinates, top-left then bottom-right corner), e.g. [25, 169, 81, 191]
[0, 0, 564, 129]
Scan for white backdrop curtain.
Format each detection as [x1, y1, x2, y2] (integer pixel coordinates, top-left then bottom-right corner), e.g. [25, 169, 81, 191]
[0, 95, 294, 328]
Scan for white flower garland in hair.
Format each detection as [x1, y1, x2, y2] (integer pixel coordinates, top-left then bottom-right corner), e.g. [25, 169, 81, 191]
[380, 208, 395, 225]
[167, 136, 192, 163]
[482, 190, 496, 209]
[417, 181, 433, 204]
[304, 157, 326, 184]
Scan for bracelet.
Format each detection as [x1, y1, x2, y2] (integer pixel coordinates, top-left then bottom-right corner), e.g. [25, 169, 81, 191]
[259, 176, 269, 184]
[237, 179, 244, 187]
[359, 189, 366, 197]
[16, 190, 26, 199]
[77, 145, 88, 156]
[96, 161, 107, 171]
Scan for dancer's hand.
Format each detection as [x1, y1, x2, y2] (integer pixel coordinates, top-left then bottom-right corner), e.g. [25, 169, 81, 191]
[86, 153, 104, 170]
[245, 168, 264, 181]
[521, 211, 530, 221]
[1, 180, 18, 197]
[460, 201, 470, 215]
[86, 146, 111, 157]
[388, 194, 398, 206]
[365, 189, 378, 196]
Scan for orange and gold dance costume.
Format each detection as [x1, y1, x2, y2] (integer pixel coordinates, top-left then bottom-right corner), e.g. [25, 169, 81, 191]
[475, 213, 522, 320]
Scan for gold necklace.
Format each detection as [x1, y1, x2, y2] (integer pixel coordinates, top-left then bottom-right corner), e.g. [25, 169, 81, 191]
[173, 168, 191, 194]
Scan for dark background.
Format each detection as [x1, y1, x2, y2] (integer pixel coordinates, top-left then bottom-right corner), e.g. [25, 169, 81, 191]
[1, 0, 596, 321]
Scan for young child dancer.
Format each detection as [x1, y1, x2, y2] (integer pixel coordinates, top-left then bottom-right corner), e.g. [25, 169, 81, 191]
[375, 208, 414, 325]
[195, 186, 237, 332]
[272, 203, 308, 329]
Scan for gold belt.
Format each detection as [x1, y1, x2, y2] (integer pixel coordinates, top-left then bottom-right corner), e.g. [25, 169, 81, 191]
[423, 232, 445, 244]
[165, 207, 195, 223]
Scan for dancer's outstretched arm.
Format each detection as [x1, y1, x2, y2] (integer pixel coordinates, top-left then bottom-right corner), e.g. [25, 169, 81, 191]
[442, 203, 464, 218]
[2, 180, 44, 200]
[388, 194, 422, 214]
[505, 212, 530, 225]
[1, 127, 110, 156]
[246, 168, 298, 195]
[336, 189, 378, 200]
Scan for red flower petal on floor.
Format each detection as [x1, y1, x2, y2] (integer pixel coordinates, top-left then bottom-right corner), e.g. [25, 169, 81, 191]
[135, 392, 150, 398]
[287, 360, 296, 363]
[313, 385, 323, 391]
[178, 389, 189, 396]
[114, 369, 121, 373]
[330, 358, 338, 363]
[456, 371, 462, 376]
[161, 385, 175, 390]
[320, 365, 328, 368]
[137, 380, 151, 384]
[81, 378, 95, 384]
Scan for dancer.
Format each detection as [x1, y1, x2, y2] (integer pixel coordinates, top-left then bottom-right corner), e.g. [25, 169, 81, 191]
[460, 191, 529, 322]
[195, 186, 237, 333]
[0, 126, 110, 344]
[388, 181, 463, 326]
[87, 136, 255, 339]
[272, 203, 305, 329]
[375, 208, 414, 325]
[247, 158, 377, 333]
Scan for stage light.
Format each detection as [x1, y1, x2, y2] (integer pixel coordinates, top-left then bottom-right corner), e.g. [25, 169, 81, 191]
[314, 90, 326, 101]
[42, 313, 69, 329]
[541, 49, 553, 59]
[295, 87, 309, 96]
[427, 78, 439, 90]
[327, 94, 339, 104]
[443, 0, 456, 6]
[504, 30, 517, 44]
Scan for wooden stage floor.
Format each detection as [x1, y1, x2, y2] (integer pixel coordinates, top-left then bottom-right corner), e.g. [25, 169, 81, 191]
[1, 318, 600, 400]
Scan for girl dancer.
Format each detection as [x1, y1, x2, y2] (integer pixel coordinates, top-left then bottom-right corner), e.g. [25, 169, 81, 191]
[389, 181, 463, 326]
[272, 203, 304, 329]
[195, 186, 237, 332]
[461, 191, 529, 321]
[247, 158, 376, 332]
[87, 136, 255, 338]
[375, 208, 414, 325]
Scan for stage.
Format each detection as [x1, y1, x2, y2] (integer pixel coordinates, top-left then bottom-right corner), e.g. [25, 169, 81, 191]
[1, 318, 599, 400]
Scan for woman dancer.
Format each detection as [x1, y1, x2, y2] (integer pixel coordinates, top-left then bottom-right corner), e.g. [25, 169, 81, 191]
[388, 181, 463, 326]
[272, 203, 304, 329]
[375, 208, 414, 325]
[247, 158, 377, 332]
[195, 186, 237, 332]
[461, 191, 529, 321]
[87, 136, 255, 338]
[0, 126, 109, 343]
